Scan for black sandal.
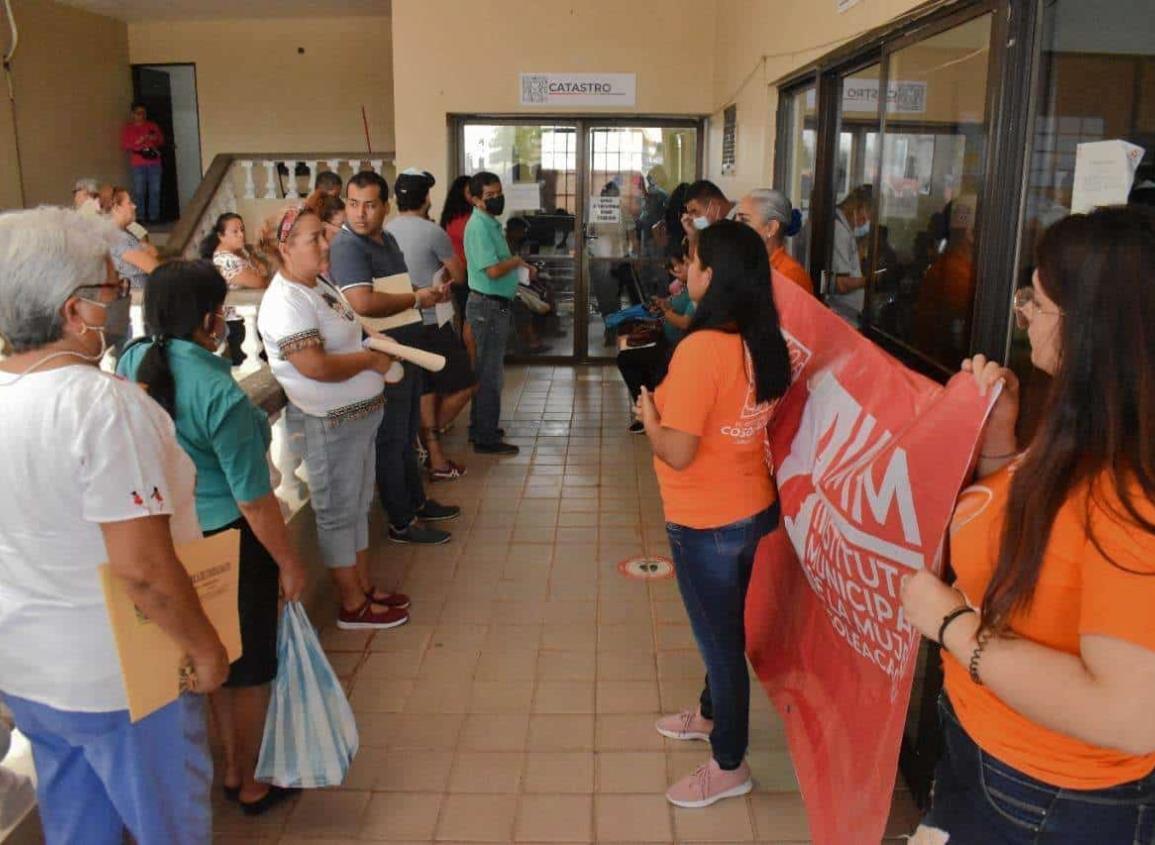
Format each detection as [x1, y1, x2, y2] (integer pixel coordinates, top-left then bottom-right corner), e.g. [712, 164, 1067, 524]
[240, 784, 300, 816]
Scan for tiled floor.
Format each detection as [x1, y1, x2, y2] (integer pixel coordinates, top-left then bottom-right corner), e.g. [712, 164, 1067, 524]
[212, 365, 921, 844]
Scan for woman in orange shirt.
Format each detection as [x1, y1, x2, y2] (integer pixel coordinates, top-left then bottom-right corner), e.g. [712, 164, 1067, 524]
[901, 206, 1155, 843]
[735, 188, 813, 294]
[637, 221, 791, 809]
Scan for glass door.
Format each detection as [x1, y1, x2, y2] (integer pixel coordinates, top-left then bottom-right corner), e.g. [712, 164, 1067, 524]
[460, 122, 580, 358]
[456, 118, 701, 362]
[583, 125, 699, 359]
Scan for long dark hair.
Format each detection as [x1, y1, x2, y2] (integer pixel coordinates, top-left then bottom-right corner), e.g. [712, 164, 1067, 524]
[137, 260, 228, 418]
[439, 175, 472, 229]
[689, 220, 791, 403]
[199, 212, 243, 259]
[983, 206, 1155, 634]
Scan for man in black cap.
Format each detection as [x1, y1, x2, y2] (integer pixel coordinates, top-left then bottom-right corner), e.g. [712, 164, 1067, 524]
[387, 169, 475, 482]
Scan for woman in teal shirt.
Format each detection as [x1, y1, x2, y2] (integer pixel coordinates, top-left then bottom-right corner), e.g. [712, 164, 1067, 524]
[118, 261, 308, 816]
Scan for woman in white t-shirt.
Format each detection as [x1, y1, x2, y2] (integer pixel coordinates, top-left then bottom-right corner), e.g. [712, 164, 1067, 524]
[255, 205, 410, 630]
[0, 208, 229, 845]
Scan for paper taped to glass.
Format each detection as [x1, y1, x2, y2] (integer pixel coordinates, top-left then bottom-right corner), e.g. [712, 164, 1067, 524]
[360, 273, 423, 332]
[100, 529, 242, 722]
[1071, 140, 1145, 214]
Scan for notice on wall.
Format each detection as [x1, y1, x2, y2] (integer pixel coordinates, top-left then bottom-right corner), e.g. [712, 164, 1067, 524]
[504, 182, 543, 212]
[1070, 139, 1145, 214]
[589, 196, 621, 224]
[520, 73, 636, 107]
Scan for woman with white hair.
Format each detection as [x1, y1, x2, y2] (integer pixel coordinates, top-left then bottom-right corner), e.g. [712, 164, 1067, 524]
[0, 207, 228, 844]
[735, 188, 813, 295]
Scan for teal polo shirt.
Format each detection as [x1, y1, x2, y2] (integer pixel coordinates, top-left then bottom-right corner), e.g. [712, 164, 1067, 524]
[464, 207, 519, 299]
[118, 338, 273, 532]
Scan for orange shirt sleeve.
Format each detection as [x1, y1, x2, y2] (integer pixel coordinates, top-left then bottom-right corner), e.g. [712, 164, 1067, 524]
[658, 334, 718, 437]
[1079, 492, 1155, 651]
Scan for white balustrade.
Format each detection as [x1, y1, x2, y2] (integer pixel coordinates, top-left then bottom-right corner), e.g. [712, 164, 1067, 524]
[242, 160, 256, 199]
[262, 161, 277, 199]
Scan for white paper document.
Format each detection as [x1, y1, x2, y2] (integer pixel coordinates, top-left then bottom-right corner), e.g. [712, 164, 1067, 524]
[1071, 140, 1145, 214]
[431, 268, 455, 328]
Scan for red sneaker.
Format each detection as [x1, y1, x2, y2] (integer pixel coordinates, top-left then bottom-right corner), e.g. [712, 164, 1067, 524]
[337, 600, 409, 630]
[366, 587, 411, 610]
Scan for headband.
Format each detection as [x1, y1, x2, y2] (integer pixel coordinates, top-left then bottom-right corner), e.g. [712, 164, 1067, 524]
[277, 205, 307, 244]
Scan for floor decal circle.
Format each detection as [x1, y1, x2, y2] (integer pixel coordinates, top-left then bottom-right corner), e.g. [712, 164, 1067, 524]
[617, 555, 675, 581]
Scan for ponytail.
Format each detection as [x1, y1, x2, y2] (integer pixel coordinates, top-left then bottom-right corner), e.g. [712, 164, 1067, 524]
[200, 212, 243, 260]
[136, 336, 177, 417]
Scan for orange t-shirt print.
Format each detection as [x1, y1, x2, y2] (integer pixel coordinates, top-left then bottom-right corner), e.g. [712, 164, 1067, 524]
[652, 330, 777, 529]
[944, 463, 1155, 789]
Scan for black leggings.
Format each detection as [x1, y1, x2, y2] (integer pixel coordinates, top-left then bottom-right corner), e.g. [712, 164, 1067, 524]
[616, 339, 671, 402]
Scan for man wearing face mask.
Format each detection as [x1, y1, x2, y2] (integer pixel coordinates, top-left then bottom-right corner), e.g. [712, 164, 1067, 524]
[680, 180, 737, 253]
[463, 171, 533, 456]
[0, 208, 228, 845]
[829, 184, 873, 327]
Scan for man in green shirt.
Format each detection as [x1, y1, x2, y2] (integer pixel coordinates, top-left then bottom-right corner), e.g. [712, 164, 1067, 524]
[463, 171, 533, 455]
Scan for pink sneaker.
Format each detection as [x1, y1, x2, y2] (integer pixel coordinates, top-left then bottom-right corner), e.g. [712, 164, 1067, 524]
[655, 709, 713, 742]
[665, 758, 753, 808]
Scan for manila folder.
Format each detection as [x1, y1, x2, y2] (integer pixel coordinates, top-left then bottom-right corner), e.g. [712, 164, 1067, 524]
[360, 273, 423, 333]
[100, 529, 242, 722]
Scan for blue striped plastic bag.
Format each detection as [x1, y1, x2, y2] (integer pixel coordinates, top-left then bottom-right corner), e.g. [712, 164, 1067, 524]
[255, 602, 359, 787]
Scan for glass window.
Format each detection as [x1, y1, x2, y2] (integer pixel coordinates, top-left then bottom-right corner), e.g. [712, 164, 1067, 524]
[869, 13, 993, 368]
[823, 62, 882, 329]
[1011, 0, 1155, 436]
[782, 85, 817, 268]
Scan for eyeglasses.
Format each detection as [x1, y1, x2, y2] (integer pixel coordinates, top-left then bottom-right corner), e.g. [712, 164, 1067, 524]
[70, 279, 132, 302]
[1012, 286, 1063, 330]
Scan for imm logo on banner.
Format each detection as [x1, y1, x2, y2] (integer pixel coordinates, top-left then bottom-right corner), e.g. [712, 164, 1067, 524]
[520, 73, 637, 107]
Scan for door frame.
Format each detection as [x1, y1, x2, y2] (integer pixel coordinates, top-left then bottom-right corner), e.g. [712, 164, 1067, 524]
[130, 62, 205, 221]
[449, 114, 705, 364]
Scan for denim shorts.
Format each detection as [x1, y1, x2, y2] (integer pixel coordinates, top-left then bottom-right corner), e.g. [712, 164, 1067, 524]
[289, 400, 383, 568]
[921, 694, 1155, 843]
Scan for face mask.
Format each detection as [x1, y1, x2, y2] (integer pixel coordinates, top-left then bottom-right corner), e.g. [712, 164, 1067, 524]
[692, 216, 710, 231]
[83, 293, 131, 351]
[853, 221, 871, 238]
[484, 196, 505, 216]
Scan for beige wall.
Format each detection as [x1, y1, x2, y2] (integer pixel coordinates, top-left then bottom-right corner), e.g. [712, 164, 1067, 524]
[391, 0, 717, 209]
[0, 0, 132, 210]
[128, 15, 394, 169]
[707, 0, 926, 198]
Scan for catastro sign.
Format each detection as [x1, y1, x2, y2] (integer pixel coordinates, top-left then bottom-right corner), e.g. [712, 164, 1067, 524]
[520, 73, 637, 107]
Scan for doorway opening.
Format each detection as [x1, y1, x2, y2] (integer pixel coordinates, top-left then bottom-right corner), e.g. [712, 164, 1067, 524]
[131, 63, 203, 225]
[452, 117, 703, 363]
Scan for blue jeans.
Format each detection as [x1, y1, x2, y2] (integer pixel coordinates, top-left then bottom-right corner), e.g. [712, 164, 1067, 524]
[924, 694, 1155, 843]
[666, 504, 779, 769]
[131, 163, 162, 222]
[466, 292, 512, 446]
[2, 693, 211, 845]
[376, 363, 426, 530]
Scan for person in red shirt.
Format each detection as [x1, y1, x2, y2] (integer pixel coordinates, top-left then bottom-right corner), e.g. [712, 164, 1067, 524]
[734, 188, 813, 295]
[439, 175, 476, 364]
[120, 102, 165, 224]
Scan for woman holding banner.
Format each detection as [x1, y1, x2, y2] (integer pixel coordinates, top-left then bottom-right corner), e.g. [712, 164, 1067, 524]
[118, 260, 309, 816]
[902, 206, 1155, 843]
[635, 220, 792, 808]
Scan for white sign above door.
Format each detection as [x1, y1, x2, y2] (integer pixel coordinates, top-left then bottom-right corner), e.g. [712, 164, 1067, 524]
[520, 73, 637, 107]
